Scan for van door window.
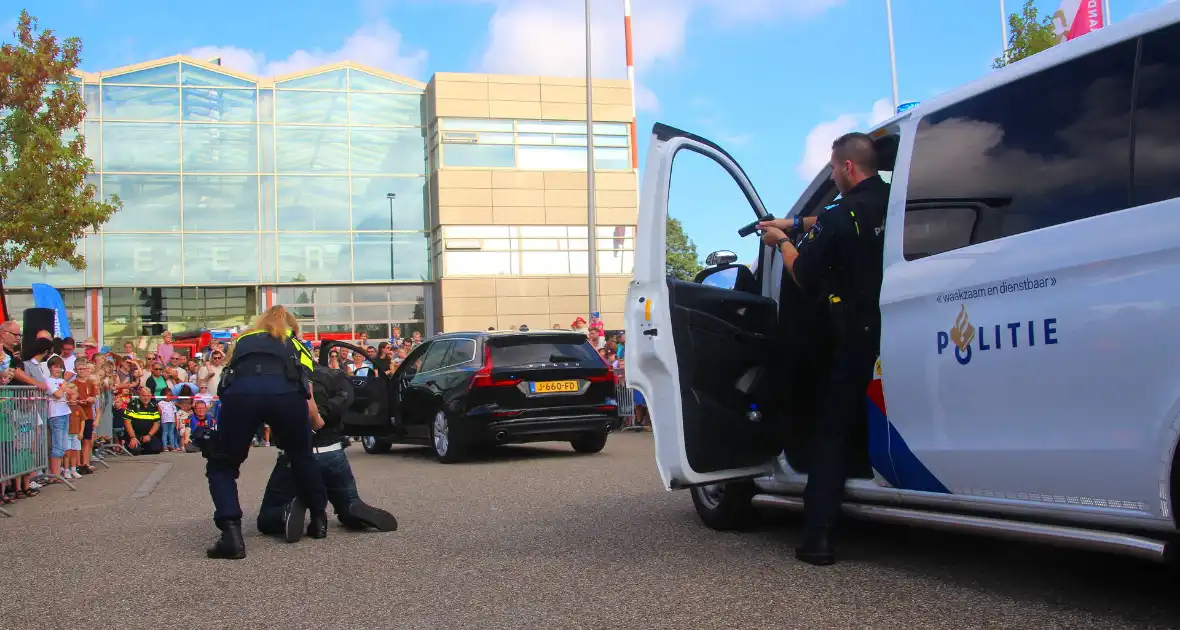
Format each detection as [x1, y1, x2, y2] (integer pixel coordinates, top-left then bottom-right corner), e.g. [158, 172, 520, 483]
[903, 205, 977, 260]
[1132, 22, 1180, 207]
[906, 40, 1137, 250]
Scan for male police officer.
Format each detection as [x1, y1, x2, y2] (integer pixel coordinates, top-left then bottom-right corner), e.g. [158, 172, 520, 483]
[757, 132, 890, 566]
[256, 364, 398, 541]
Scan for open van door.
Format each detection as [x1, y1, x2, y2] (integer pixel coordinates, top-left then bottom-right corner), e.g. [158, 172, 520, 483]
[625, 123, 786, 490]
[317, 340, 393, 436]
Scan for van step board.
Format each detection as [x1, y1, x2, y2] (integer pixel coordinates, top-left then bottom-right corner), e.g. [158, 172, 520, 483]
[749, 494, 1170, 564]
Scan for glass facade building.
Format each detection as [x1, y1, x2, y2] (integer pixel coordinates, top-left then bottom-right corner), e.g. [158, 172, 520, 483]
[4, 57, 639, 343]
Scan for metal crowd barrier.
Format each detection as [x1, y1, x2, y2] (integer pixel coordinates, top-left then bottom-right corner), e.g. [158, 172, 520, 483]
[0, 385, 75, 516]
[613, 369, 645, 432]
[93, 389, 129, 462]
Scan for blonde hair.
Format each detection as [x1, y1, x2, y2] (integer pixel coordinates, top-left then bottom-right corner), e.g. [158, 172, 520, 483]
[227, 305, 299, 358]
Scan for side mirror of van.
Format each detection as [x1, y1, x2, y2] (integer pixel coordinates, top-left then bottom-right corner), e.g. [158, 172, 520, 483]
[705, 250, 738, 266]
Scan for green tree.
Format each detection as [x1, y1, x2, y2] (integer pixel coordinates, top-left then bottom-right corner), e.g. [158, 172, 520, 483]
[665, 216, 702, 281]
[0, 10, 119, 276]
[993, 0, 1060, 68]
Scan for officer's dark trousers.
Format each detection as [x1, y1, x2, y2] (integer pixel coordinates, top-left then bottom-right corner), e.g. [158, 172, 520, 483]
[803, 332, 879, 533]
[257, 448, 363, 534]
[206, 390, 328, 523]
[129, 420, 164, 455]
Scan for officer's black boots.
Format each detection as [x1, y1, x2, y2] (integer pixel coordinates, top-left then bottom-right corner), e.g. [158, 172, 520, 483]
[346, 500, 399, 532]
[283, 497, 306, 544]
[207, 519, 247, 560]
[795, 528, 835, 566]
[307, 511, 329, 539]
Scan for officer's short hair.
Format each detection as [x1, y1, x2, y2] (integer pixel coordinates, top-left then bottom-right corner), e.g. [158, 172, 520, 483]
[831, 132, 878, 174]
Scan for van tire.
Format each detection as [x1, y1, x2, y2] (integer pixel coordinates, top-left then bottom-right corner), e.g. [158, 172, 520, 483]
[691, 480, 758, 531]
[571, 432, 609, 454]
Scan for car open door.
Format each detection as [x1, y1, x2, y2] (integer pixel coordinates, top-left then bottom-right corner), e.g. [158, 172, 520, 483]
[625, 123, 786, 490]
[317, 340, 392, 436]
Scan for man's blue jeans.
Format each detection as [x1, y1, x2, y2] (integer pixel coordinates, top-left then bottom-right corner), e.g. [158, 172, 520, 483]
[257, 447, 362, 534]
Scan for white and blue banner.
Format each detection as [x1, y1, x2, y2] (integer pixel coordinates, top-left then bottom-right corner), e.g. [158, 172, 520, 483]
[31, 283, 72, 339]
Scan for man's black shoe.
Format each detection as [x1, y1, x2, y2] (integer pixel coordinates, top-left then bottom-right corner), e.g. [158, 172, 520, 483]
[307, 512, 329, 539]
[284, 497, 306, 543]
[795, 528, 835, 566]
[346, 501, 398, 532]
[206, 519, 247, 560]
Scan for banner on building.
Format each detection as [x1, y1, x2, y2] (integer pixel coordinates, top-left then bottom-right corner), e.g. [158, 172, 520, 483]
[30, 283, 72, 339]
[1053, 0, 1106, 43]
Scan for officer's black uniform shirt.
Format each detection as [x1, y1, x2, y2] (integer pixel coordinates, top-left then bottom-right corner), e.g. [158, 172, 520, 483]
[792, 174, 891, 330]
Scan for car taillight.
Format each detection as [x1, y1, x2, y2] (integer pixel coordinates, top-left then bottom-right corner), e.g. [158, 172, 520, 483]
[587, 372, 614, 383]
[470, 344, 521, 389]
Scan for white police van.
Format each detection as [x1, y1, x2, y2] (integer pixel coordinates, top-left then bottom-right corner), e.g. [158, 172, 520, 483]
[624, 3, 1180, 563]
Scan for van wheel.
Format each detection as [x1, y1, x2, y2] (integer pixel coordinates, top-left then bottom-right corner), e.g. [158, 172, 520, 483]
[691, 480, 758, 531]
[361, 436, 392, 454]
[570, 432, 608, 454]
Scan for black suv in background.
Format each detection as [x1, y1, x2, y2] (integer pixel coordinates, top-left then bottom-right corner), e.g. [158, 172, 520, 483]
[319, 330, 620, 463]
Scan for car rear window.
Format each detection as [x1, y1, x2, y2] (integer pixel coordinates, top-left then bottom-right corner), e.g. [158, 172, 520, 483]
[490, 337, 601, 368]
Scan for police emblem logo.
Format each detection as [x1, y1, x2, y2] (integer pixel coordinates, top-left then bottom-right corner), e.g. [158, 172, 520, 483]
[806, 222, 823, 241]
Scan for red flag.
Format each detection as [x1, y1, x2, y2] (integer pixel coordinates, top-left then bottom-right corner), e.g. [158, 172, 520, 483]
[1054, 0, 1105, 42]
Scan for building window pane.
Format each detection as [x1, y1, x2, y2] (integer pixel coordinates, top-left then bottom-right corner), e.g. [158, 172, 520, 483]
[277, 233, 351, 283]
[180, 63, 256, 88]
[276, 69, 347, 90]
[183, 175, 260, 231]
[103, 63, 179, 86]
[260, 124, 274, 172]
[275, 126, 349, 173]
[349, 92, 422, 126]
[352, 285, 390, 302]
[594, 135, 629, 147]
[351, 176, 427, 231]
[351, 127, 426, 174]
[182, 124, 258, 173]
[102, 174, 181, 232]
[84, 84, 101, 118]
[907, 41, 1135, 244]
[274, 90, 349, 124]
[102, 234, 183, 285]
[353, 304, 389, 322]
[4, 237, 90, 288]
[182, 88, 257, 123]
[349, 69, 420, 92]
[521, 251, 572, 275]
[259, 89, 274, 123]
[102, 86, 179, 121]
[595, 147, 631, 170]
[440, 118, 514, 132]
[83, 121, 101, 164]
[353, 232, 430, 281]
[442, 144, 514, 168]
[518, 120, 585, 134]
[518, 145, 585, 170]
[183, 233, 261, 284]
[102, 122, 180, 172]
[261, 232, 277, 282]
[312, 286, 352, 304]
[594, 122, 629, 135]
[277, 176, 351, 231]
[444, 251, 511, 276]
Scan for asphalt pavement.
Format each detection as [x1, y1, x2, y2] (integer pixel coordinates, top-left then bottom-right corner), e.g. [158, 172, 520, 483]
[1, 433, 1179, 630]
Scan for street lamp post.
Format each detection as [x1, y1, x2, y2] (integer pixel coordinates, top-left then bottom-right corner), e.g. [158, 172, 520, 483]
[386, 192, 396, 280]
[585, 0, 598, 316]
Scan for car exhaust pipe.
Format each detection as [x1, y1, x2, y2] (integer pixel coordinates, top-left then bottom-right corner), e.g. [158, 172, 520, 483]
[495, 431, 507, 442]
[605, 422, 614, 434]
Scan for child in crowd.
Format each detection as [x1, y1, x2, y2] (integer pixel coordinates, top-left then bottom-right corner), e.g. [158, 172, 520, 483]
[65, 380, 85, 478]
[158, 391, 178, 452]
[45, 356, 72, 480]
[73, 359, 100, 473]
[174, 384, 196, 451]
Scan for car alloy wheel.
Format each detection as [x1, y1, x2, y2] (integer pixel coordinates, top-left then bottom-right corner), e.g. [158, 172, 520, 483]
[432, 411, 449, 457]
[696, 483, 726, 510]
[362, 436, 376, 450]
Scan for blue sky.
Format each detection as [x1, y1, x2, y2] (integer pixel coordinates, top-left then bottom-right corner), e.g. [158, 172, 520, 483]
[4, 0, 1171, 262]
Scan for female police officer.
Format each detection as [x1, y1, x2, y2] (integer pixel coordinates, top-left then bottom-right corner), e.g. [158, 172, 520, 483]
[205, 305, 329, 559]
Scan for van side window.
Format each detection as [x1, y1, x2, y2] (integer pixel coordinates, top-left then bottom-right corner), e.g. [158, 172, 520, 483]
[905, 40, 1137, 252]
[903, 206, 976, 260]
[1132, 23, 1180, 207]
[418, 341, 452, 373]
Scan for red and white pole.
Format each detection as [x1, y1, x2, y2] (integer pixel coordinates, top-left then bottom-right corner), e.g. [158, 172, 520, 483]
[624, 0, 638, 170]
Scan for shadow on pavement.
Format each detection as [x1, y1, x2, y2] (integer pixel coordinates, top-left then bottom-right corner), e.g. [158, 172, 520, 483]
[361, 443, 586, 464]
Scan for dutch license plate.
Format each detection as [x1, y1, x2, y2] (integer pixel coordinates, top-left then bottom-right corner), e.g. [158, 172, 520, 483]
[530, 380, 579, 394]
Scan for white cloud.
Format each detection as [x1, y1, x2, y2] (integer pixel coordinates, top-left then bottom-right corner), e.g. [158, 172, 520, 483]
[186, 21, 428, 79]
[796, 98, 893, 180]
[475, 0, 845, 112]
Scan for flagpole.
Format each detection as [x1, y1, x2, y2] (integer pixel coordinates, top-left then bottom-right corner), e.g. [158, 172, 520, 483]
[1000, 0, 1009, 52]
[1104, 0, 1112, 27]
[885, 0, 899, 109]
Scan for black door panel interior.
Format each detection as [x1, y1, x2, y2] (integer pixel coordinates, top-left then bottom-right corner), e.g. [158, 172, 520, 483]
[668, 278, 785, 474]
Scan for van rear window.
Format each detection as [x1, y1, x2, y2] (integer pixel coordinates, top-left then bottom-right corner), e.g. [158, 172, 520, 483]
[490, 338, 601, 368]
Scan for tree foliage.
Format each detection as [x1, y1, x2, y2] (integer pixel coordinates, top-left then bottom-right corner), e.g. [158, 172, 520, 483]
[0, 10, 119, 276]
[665, 216, 702, 281]
[993, 0, 1059, 69]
